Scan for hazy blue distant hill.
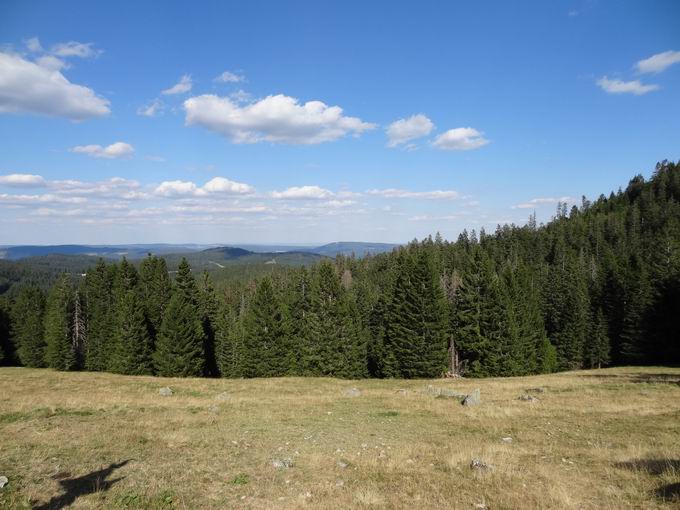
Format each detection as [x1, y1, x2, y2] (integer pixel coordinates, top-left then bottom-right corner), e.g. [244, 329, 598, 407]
[302, 242, 399, 257]
[0, 244, 208, 261]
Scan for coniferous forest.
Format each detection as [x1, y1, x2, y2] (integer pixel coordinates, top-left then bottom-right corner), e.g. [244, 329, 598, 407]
[1, 162, 679, 378]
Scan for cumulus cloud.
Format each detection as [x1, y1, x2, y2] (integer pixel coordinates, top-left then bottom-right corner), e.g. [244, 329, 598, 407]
[635, 50, 680, 74]
[214, 71, 244, 83]
[368, 188, 460, 200]
[386, 114, 434, 148]
[271, 185, 333, 199]
[154, 177, 254, 197]
[162, 74, 192, 95]
[0, 173, 46, 187]
[0, 52, 110, 120]
[596, 76, 659, 95]
[51, 41, 101, 59]
[70, 142, 134, 159]
[0, 193, 87, 204]
[137, 98, 163, 117]
[35, 55, 68, 71]
[432, 127, 489, 151]
[183, 93, 375, 144]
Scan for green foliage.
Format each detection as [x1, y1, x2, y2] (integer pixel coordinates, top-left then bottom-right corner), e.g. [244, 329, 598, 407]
[83, 259, 115, 371]
[10, 286, 45, 367]
[110, 290, 154, 375]
[153, 292, 205, 377]
[44, 274, 76, 371]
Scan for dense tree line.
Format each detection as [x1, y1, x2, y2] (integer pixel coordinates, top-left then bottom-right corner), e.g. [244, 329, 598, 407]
[1, 161, 678, 377]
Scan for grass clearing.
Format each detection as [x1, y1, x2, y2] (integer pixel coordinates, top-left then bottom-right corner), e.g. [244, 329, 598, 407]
[0, 366, 679, 509]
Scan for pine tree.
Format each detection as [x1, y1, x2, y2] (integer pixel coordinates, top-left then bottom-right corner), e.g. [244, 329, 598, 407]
[10, 286, 46, 367]
[0, 297, 11, 365]
[586, 307, 610, 368]
[110, 290, 154, 375]
[138, 255, 172, 338]
[44, 274, 76, 371]
[215, 303, 245, 378]
[241, 276, 290, 377]
[153, 292, 205, 377]
[71, 289, 87, 369]
[175, 258, 199, 304]
[84, 259, 115, 371]
[198, 271, 220, 376]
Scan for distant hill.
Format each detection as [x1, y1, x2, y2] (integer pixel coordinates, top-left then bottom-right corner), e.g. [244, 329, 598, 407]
[0, 242, 399, 261]
[302, 242, 399, 257]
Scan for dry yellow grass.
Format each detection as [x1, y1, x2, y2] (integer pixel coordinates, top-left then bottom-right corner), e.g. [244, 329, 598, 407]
[0, 366, 679, 509]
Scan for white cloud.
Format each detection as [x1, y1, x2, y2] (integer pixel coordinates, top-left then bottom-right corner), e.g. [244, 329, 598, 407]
[271, 185, 333, 199]
[596, 76, 659, 95]
[635, 50, 680, 74]
[0, 173, 46, 187]
[162, 74, 192, 95]
[0, 52, 110, 120]
[368, 188, 460, 200]
[51, 41, 101, 59]
[184, 94, 375, 144]
[25, 37, 43, 53]
[513, 196, 574, 209]
[154, 177, 254, 197]
[202, 177, 254, 194]
[432, 127, 489, 151]
[137, 98, 163, 117]
[386, 114, 434, 148]
[0, 193, 87, 204]
[70, 142, 135, 159]
[35, 55, 68, 71]
[215, 71, 244, 83]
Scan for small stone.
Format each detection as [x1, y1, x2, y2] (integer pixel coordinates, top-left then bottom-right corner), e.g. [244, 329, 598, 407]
[361, 443, 368, 449]
[273, 458, 294, 469]
[406, 459, 414, 464]
[0, 476, 8, 489]
[335, 479, 345, 487]
[502, 437, 513, 444]
[336, 460, 349, 469]
[474, 504, 489, 510]
[159, 387, 173, 396]
[462, 388, 481, 406]
[396, 389, 408, 396]
[215, 392, 231, 401]
[208, 405, 219, 413]
[378, 450, 387, 458]
[344, 387, 361, 397]
[519, 394, 539, 402]
[470, 458, 495, 472]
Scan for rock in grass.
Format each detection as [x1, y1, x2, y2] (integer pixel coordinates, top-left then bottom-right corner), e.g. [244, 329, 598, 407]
[462, 388, 481, 406]
[470, 458, 495, 472]
[439, 388, 466, 399]
[273, 458, 294, 469]
[0, 476, 7, 489]
[159, 387, 173, 397]
[336, 459, 349, 469]
[519, 394, 539, 402]
[344, 388, 361, 397]
[501, 436, 513, 444]
[215, 392, 231, 401]
[208, 405, 219, 413]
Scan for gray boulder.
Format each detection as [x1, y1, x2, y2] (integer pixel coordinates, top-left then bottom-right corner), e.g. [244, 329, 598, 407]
[215, 392, 231, 401]
[0, 476, 7, 489]
[470, 458, 495, 472]
[519, 394, 539, 402]
[462, 388, 481, 406]
[159, 387, 173, 397]
[272, 458, 294, 469]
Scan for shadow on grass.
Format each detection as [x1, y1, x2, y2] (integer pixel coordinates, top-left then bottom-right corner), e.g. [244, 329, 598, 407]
[33, 460, 130, 510]
[615, 459, 680, 503]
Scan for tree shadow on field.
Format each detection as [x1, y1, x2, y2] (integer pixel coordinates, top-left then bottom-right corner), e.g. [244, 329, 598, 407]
[33, 460, 130, 510]
[615, 459, 680, 503]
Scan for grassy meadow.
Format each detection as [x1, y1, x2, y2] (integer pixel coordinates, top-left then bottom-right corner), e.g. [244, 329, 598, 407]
[0, 366, 679, 509]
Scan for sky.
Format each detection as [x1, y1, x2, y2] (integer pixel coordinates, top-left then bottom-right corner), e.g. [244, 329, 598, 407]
[1, 0, 679, 245]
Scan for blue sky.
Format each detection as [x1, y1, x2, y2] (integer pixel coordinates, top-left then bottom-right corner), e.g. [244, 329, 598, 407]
[1, 0, 679, 245]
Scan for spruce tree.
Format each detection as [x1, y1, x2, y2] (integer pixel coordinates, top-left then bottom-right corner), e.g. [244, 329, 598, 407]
[215, 303, 245, 378]
[44, 274, 76, 371]
[84, 259, 115, 371]
[10, 286, 46, 367]
[586, 307, 610, 368]
[198, 271, 220, 377]
[138, 255, 172, 338]
[153, 292, 205, 377]
[241, 276, 291, 377]
[110, 290, 154, 375]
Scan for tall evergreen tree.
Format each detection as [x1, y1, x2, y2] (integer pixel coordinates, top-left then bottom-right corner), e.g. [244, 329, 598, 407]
[10, 286, 46, 367]
[153, 292, 205, 377]
[110, 290, 154, 375]
[83, 259, 115, 371]
[138, 255, 172, 338]
[198, 271, 220, 376]
[44, 274, 76, 371]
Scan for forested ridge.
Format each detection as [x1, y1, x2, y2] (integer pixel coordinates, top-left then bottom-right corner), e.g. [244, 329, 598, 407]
[1, 161, 678, 378]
